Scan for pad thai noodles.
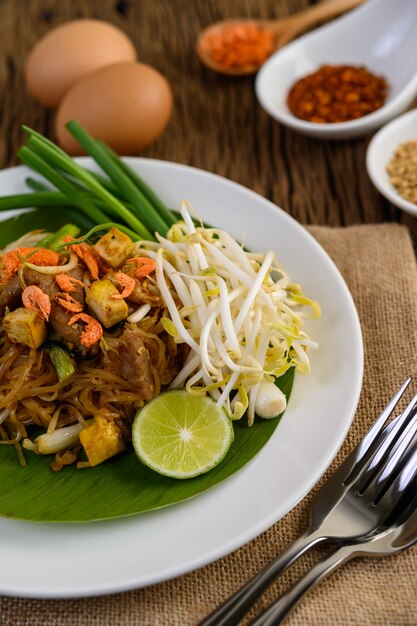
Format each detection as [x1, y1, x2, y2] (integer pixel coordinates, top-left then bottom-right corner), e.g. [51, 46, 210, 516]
[0, 209, 319, 471]
[0, 226, 187, 470]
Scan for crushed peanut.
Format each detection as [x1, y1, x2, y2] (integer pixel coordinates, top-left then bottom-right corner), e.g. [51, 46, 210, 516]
[386, 141, 417, 205]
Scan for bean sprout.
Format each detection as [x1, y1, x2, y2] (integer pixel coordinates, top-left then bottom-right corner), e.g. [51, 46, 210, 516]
[137, 203, 320, 423]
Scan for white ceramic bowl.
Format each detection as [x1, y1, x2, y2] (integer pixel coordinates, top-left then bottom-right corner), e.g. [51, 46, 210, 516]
[255, 0, 417, 140]
[366, 108, 417, 217]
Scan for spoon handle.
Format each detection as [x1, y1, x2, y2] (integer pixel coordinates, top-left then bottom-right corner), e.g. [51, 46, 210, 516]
[269, 0, 365, 47]
[248, 545, 356, 626]
[198, 530, 323, 626]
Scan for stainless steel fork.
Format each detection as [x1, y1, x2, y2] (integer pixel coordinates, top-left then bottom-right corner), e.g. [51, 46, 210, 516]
[250, 485, 417, 625]
[200, 378, 417, 626]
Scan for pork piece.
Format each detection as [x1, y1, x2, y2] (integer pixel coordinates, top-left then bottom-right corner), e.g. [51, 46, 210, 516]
[0, 276, 22, 317]
[23, 265, 88, 350]
[23, 265, 85, 303]
[103, 326, 155, 401]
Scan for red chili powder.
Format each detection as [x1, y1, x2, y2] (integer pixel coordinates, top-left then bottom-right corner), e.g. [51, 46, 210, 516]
[287, 64, 389, 123]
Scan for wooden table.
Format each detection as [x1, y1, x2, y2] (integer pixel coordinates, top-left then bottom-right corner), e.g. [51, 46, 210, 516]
[1, 2, 417, 624]
[0, 0, 415, 238]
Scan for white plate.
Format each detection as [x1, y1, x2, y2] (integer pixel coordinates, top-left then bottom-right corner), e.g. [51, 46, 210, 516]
[0, 158, 363, 598]
[366, 107, 417, 217]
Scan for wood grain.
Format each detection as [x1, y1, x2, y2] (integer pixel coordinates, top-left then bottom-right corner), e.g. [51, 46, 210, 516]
[0, 0, 414, 236]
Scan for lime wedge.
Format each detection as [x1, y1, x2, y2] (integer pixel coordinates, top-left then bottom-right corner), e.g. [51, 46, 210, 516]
[132, 390, 233, 479]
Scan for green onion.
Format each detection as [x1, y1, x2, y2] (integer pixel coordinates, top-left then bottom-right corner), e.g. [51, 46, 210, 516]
[42, 342, 76, 381]
[24, 132, 153, 240]
[84, 169, 123, 197]
[25, 176, 135, 225]
[66, 121, 170, 236]
[54, 222, 141, 249]
[0, 123, 180, 246]
[25, 177, 51, 192]
[18, 146, 112, 226]
[35, 232, 56, 250]
[99, 141, 177, 227]
[0, 191, 74, 211]
[37, 224, 81, 250]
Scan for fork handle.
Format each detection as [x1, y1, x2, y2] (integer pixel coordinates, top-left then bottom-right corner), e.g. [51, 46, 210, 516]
[198, 530, 323, 626]
[249, 544, 356, 626]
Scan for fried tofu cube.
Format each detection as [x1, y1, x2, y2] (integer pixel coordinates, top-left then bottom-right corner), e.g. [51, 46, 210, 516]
[3, 307, 47, 349]
[94, 227, 135, 269]
[85, 278, 128, 328]
[79, 411, 125, 467]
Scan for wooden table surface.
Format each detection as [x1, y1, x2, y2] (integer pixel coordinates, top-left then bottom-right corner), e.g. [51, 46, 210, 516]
[1, 2, 417, 623]
[0, 0, 415, 238]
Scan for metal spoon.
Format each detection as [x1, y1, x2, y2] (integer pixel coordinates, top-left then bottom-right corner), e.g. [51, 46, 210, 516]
[196, 0, 364, 76]
[250, 496, 417, 625]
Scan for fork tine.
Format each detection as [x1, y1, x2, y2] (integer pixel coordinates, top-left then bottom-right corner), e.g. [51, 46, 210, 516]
[392, 444, 417, 495]
[354, 391, 417, 493]
[368, 395, 417, 472]
[373, 438, 417, 513]
[344, 377, 412, 485]
[375, 410, 417, 488]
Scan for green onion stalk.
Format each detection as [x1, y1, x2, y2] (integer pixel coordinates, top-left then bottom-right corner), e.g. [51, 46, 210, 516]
[0, 121, 179, 245]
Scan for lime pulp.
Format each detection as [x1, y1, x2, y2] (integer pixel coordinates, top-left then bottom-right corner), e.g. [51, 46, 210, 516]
[132, 390, 233, 479]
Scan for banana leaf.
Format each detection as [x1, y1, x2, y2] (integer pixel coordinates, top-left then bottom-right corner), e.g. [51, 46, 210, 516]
[0, 208, 295, 522]
[0, 206, 93, 246]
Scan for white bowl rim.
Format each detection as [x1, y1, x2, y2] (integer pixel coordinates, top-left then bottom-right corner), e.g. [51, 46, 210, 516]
[366, 107, 417, 216]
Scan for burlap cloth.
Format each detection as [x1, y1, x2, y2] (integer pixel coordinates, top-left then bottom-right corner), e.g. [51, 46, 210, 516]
[1, 223, 417, 626]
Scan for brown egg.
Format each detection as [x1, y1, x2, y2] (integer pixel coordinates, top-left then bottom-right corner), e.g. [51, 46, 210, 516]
[25, 20, 137, 108]
[55, 62, 173, 156]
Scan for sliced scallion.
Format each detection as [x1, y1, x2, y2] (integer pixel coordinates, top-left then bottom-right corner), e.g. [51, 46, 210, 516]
[37, 224, 81, 250]
[42, 343, 76, 381]
[54, 222, 141, 249]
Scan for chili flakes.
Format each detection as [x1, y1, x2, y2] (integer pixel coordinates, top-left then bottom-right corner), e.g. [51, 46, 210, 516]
[287, 64, 389, 124]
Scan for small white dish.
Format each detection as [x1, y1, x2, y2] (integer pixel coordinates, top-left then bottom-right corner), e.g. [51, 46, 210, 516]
[255, 0, 417, 140]
[366, 107, 417, 217]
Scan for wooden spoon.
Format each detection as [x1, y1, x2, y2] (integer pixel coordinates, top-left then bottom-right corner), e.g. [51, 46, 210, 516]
[196, 0, 365, 76]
